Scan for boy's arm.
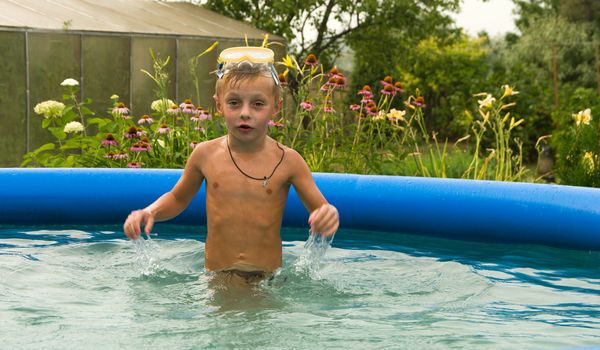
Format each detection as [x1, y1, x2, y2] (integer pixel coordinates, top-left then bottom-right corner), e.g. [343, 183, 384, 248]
[123, 146, 205, 239]
[288, 149, 339, 236]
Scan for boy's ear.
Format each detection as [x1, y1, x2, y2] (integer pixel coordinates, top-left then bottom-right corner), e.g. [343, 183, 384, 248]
[213, 94, 223, 114]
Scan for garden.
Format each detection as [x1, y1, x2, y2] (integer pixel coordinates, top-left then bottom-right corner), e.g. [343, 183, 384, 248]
[21, 0, 600, 188]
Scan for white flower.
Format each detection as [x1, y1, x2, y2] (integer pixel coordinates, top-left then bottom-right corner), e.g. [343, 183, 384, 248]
[151, 98, 175, 112]
[478, 94, 496, 109]
[64, 121, 84, 133]
[574, 108, 592, 127]
[110, 94, 119, 100]
[60, 78, 79, 86]
[33, 100, 65, 118]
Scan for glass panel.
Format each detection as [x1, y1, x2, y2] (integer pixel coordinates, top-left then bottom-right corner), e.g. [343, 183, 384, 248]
[28, 33, 81, 150]
[0, 31, 26, 166]
[177, 38, 218, 110]
[131, 37, 176, 116]
[82, 35, 131, 118]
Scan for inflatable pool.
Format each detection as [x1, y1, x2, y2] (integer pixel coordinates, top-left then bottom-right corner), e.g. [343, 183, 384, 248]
[1, 168, 599, 251]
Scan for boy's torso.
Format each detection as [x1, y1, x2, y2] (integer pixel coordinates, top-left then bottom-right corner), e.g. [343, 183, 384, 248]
[199, 137, 292, 272]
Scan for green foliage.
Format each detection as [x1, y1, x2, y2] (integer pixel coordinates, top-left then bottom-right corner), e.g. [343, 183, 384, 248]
[552, 88, 600, 186]
[400, 36, 491, 138]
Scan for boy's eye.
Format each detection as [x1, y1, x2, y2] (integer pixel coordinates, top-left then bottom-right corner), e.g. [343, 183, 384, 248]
[226, 100, 239, 106]
[254, 101, 265, 107]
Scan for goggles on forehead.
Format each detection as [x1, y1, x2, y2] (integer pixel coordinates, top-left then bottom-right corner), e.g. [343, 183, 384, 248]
[216, 46, 280, 86]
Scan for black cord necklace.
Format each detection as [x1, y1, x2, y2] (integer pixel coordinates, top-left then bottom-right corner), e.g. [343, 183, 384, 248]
[227, 137, 285, 187]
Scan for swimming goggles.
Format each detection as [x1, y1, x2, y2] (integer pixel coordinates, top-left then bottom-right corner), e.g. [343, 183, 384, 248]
[216, 46, 280, 86]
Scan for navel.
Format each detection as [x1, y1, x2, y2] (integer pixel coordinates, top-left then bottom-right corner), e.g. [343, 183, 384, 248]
[266, 188, 273, 195]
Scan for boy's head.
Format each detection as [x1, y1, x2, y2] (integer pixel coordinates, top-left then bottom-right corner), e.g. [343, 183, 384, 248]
[214, 47, 281, 102]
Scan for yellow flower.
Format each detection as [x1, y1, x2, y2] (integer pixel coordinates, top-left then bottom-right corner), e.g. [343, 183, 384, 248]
[279, 54, 301, 71]
[509, 116, 525, 130]
[374, 110, 386, 120]
[501, 84, 519, 98]
[387, 108, 406, 122]
[574, 108, 592, 127]
[477, 94, 496, 109]
[582, 151, 595, 173]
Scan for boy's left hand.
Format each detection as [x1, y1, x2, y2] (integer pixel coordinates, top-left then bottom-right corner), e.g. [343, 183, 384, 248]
[308, 204, 339, 237]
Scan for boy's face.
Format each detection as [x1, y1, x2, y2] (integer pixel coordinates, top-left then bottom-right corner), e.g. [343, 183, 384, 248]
[214, 75, 281, 143]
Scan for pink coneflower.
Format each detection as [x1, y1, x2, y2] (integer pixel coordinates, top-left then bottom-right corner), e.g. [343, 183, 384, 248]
[101, 133, 118, 147]
[125, 126, 140, 139]
[320, 84, 330, 93]
[166, 104, 180, 114]
[324, 103, 335, 113]
[411, 96, 426, 108]
[381, 76, 393, 86]
[130, 142, 151, 152]
[105, 152, 128, 159]
[329, 67, 340, 76]
[179, 99, 195, 114]
[127, 162, 142, 168]
[326, 76, 337, 87]
[394, 81, 404, 93]
[361, 98, 373, 104]
[268, 120, 284, 127]
[157, 124, 171, 134]
[199, 111, 211, 120]
[358, 85, 373, 97]
[136, 128, 146, 137]
[278, 73, 287, 87]
[334, 76, 346, 88]
[138, 114, 154, 124]
[190, 141, 200, 149]
[368, 106, 379, 116]
[300, 100, 314, 111]
[112, 102, 130, 116]
[304, 53, 318, 67]
[366, 101, 376, 109]
[349, 104, 361, 111]
[381, 84, 395, 95]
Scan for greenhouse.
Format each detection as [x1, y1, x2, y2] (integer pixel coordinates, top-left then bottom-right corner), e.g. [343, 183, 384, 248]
[0, 0, 284, 166]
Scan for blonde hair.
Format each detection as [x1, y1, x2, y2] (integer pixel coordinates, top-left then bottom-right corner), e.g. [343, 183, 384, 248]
[215, 61, 281, 101]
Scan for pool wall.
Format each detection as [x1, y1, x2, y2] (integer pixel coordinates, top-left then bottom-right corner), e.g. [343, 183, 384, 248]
[1, 168, 600, 250]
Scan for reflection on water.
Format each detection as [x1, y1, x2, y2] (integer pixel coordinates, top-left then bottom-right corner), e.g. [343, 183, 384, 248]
[0, 225, 599, 349]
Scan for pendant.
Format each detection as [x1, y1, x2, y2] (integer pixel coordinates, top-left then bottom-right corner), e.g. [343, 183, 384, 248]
[263, 177, 268, 187]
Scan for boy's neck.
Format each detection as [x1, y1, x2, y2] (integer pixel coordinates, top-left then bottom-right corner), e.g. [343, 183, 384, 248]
[227, 134, 269, 153]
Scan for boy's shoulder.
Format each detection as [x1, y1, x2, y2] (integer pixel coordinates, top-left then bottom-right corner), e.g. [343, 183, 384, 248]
[188, 136, 225, 163]
[194, 136, 225, 153]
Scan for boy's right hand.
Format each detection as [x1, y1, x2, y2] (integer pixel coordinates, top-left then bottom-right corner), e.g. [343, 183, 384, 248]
[123, 209, 155, 240]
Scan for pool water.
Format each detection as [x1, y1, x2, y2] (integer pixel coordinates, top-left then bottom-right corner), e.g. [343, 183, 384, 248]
[1, 225, 599, 349]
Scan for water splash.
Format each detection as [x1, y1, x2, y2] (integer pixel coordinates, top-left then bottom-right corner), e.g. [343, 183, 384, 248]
[294, 230, 335, 278]
[132, 234, 162, 276]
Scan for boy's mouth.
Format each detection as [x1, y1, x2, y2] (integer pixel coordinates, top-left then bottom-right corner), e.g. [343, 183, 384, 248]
[238, 124, 253, 130]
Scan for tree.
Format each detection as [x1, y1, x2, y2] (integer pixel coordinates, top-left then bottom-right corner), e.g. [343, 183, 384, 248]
[194, 0, 460, 67]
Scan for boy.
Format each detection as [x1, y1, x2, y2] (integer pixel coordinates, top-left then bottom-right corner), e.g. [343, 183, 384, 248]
[123, 47, 339, 281]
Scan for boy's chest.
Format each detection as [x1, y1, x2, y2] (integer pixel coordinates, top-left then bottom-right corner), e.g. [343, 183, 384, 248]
[204, 164, 291, 201]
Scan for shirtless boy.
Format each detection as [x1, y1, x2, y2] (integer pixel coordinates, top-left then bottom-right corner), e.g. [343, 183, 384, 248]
[123, 47, 339, 281]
